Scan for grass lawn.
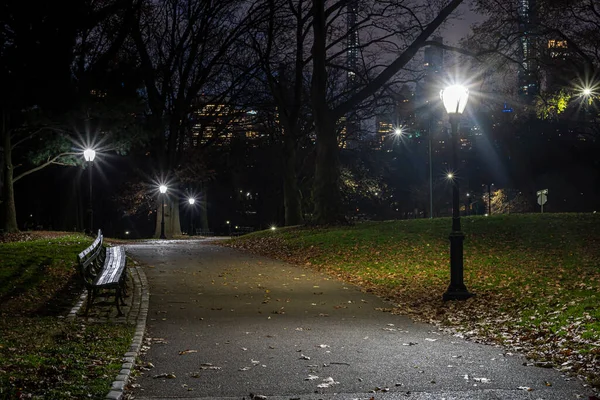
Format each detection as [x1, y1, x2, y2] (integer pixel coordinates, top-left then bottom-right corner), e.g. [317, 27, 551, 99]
[226, 213, 600, 387]
[0, 232, 133, 399]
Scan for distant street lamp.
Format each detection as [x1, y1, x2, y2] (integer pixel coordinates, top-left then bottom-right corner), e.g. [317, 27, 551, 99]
[440, 85, 474, 301]
[83, 148, 96, 234]
[188, 197, 196, 236]
[159, 184, 167, 239]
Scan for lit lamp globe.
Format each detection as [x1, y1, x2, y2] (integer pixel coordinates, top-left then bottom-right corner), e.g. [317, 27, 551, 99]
[440, 85, 469, 115]
[188, 198, 195, 205]
[83, 148, 96, 162]
[159, 185, 167, 194]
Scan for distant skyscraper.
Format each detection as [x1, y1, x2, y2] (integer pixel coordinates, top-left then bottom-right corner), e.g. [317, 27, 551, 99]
[346, 0, 359, 87]
[517, 0, 539, 99]
[417, 36, 444, 107]
[344, 0, 360, 147]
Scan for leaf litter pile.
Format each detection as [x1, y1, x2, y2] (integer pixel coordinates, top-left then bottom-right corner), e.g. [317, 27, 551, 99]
[225, 214, 600, 389]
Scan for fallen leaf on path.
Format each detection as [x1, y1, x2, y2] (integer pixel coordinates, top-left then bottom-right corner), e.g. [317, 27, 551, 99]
[153, 373, 176, 379]
[179, 349, 198, 355]
[317, 377, 339, 388]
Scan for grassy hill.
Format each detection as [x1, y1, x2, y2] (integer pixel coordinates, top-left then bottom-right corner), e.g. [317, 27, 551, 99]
[227, 213, 600, 386]
[0, 232, 133, 399]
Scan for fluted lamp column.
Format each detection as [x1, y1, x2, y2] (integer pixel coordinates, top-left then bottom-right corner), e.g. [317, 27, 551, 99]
[440, 85, 474, 301]
[159, 184, 168, 239]
[83, 148, 96, 234]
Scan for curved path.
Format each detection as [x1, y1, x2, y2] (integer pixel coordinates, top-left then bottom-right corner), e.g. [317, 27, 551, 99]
[126, 239, 594, 400]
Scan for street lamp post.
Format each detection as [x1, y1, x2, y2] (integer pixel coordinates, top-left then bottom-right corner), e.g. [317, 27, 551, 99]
[83, 148, 96, 234]
[159, 185, 167, 239]
[188, 197, 195, 236]
[440, 85, 474, 301]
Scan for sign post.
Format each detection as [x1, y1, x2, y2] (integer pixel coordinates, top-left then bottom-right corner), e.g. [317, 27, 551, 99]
[537, 189, 548, 213]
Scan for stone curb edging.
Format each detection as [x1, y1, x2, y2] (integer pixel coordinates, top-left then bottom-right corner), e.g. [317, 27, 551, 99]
[106, 262, 149, 400]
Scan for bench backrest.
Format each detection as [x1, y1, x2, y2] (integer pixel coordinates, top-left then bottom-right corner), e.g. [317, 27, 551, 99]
[77, 229, 105, 287]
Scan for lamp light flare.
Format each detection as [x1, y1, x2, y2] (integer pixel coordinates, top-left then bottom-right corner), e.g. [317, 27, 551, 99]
[447, 172, 454, 179]
[583, 88, 592, 96]
[159, 185, 167, 194]
[394, 127, 402, 136]
[83, 148, 96, 162]
[440, 85, 469, 114]
[188, 198, 195, 205]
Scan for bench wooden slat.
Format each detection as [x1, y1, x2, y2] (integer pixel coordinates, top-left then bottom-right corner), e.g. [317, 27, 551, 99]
[94, 247, 125, 287]
[78, 229, 103, 261]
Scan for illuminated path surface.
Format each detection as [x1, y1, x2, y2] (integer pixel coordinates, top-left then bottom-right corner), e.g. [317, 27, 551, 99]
[126, 239, 595, 400]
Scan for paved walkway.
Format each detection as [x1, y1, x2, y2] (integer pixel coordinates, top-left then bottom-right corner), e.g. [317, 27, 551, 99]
[124, 239, 596, 400]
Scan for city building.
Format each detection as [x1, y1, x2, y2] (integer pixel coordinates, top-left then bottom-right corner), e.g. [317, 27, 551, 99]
[517, 0, 539, 99]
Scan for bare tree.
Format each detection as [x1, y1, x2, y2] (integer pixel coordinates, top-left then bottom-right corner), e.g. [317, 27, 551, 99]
[130, 0, 260, 237]
[310, 0, 466, 224]
[246, 0, 465, 225]
[0, 0, 136, 233]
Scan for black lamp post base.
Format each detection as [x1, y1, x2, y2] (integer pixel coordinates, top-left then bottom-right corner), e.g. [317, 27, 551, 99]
[443, 286, 475, 301]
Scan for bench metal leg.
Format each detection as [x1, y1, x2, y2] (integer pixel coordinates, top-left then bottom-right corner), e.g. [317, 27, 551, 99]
[121, 270, 129, 298]
[115, 287, 124, 317]
[84, 288, 96, 316]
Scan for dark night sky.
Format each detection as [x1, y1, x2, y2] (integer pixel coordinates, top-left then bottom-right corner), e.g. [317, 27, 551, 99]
[443, 5, 485, 45]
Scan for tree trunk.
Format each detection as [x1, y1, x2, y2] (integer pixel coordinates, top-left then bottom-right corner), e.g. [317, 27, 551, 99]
[154, 195, 183, 238]
[312, 114, 344, 224]
[1, 111, 19, 233]
[282, 129, 303, 226]
[311, 0, 345, 225]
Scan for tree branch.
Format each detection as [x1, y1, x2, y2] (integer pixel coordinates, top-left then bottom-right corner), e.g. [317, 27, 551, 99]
[14, 152, 79, 183]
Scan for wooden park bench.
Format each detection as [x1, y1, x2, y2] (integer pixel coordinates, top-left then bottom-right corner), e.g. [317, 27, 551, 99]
[77, 229, 128, 316]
